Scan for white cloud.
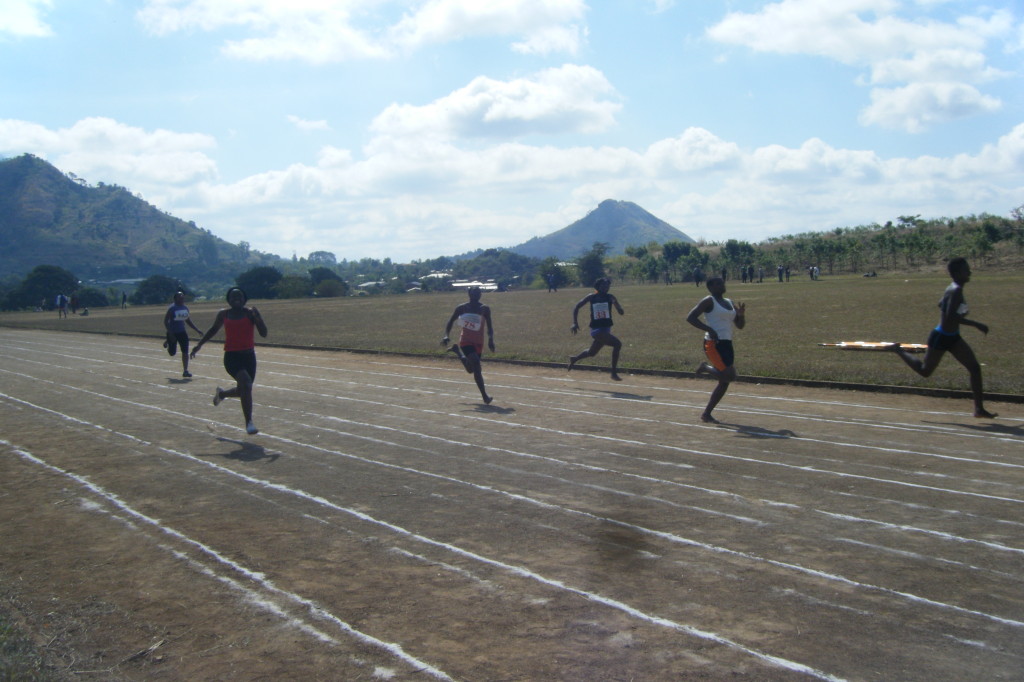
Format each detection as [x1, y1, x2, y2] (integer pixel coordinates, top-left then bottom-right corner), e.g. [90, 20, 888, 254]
[859, 82, 1002, 132]
[136, 0, 586, 62]
[645, 128, 742, 175]
[866, 48, 1006, 85]
[388, 0, 586, 55]
[0, 0, 54, 38]
[287, 115, 332, 132]
[369, 64, 620, 142]
[0, 117, 218, 186]
[706, 0, 1014, 132]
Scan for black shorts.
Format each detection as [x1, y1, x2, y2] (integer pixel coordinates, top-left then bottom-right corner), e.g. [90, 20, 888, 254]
[704, 339, 735, 370]
[223, 349, 257, 380]
[927, 328, 960, 351]
[166, 331, 189, 356]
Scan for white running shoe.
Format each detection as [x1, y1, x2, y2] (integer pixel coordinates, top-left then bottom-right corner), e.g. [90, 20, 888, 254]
[246, 421, 259, 435]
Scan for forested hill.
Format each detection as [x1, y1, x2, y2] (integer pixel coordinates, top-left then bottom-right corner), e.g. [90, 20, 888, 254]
[0, 154, 277, 280]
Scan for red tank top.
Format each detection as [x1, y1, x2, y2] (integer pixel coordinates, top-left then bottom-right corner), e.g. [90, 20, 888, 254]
[223, 315, 255, 352]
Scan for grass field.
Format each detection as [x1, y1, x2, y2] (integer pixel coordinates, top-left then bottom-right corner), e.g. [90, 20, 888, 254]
[2, 271, 1022, 396]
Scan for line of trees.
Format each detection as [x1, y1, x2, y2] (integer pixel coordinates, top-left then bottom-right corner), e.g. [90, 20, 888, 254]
[2, 209, 1020, 310]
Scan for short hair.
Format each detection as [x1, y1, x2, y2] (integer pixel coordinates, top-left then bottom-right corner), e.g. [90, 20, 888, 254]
[593, 277, 610, 289]
[947, 257, 968, 276]
[706, 276, 724, 287]
[226, 286, 248, 303]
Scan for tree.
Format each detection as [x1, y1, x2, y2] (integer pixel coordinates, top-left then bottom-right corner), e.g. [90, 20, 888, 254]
[315, 279, 348, 297]
[76, 286, 110, 308]
[308, 251, 337, 266]
[309, 267, 342, 287]
[235, 266, 283, 299]
[131, 275, 186, 305]
[538, 257, 568, 290]
[661, 241, 691, 281]
[633, 254, 661, 283]
[3, 265, 79, 310]
[1011, 204, 1024, 253]
[275, 275, 313, 299]
[195, 233, 219, 266]
[576, 242, 609, 287]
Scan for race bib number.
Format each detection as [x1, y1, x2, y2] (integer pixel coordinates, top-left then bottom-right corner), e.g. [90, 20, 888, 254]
[592, 302, 610, 320]
[458, 313, 482, 331]
[174, 309, 190, 322]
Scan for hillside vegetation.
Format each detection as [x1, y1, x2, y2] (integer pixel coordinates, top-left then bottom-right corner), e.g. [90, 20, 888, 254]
[0, 154, 280, 282]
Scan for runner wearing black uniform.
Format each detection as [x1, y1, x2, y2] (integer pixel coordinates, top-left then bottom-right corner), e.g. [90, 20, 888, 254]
[568, 278, 625, 381]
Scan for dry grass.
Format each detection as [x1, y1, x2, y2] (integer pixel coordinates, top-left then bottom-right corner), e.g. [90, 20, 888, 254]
[3, 272, 1022, 395]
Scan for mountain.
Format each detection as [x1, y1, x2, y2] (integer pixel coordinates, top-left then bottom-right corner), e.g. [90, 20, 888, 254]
[0, 154, 274, 281]
[509, 199, 695, 260]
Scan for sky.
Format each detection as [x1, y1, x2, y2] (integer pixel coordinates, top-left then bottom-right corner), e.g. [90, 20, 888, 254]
[1, 1, 1022, 264]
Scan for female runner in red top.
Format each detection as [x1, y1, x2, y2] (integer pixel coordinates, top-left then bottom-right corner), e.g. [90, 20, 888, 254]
[191, 287, 269, 434]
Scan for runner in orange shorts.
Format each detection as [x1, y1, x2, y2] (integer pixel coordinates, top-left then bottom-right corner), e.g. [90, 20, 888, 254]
[686, 276, 746, 424]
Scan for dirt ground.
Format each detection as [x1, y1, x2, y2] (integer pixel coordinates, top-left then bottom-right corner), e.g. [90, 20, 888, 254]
[1, 328, 1022, 681]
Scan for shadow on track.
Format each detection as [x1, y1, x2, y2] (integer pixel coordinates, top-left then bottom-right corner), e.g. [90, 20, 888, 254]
[596, 391, 654, 401]
[719, 423, 798, 439]
[209, 437, 280, 463]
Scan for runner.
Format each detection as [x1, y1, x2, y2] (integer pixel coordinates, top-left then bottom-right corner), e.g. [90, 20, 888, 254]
[686, 276, 746, 424]
[190, 287, 269, 434]
[163, 290, 202, 378]
[442, 286, 495, 404]
[568, 278, 625, 381]
[888, 257, 996, 418]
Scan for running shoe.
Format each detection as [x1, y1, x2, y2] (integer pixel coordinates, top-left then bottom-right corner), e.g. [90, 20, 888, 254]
[182, 371, 192, 378]
[246, 421, 259, 435]
[213, 387, 224, 406]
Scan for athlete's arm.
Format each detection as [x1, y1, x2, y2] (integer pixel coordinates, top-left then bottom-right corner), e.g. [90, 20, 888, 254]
[248, 306, 268, 338]
[610, 294, 624, 315]
[442, 305, 462, 344]
[685, 297, 717, 339]
[190, 309, 226, 358]
[961, 316, 989, 334]
[482, 306, 495, 351]
[570, 295, 591, 334]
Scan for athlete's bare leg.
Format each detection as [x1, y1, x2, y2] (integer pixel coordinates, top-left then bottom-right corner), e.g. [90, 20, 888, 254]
[701, 366, 736, 423]
[448, 344, 474, 373]
[607, 333, 623, 381]
[466, 351, 492, 404]
[947, 340, 996, 418]
[214, 370, 257, 432]
[889, 343, 943, 377]
[569, 337, 606, 371]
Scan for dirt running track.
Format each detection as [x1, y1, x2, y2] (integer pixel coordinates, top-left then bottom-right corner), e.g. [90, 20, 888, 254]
[1, 328, 1022, 681]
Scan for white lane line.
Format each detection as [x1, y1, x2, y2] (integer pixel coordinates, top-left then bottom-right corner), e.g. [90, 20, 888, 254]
[2, 438, 455, 681]
[6, 334, 1022, 448]
[0, 406, 845, 681]
[4, 362, 1022, 553]
[3, 387, 1022, 637]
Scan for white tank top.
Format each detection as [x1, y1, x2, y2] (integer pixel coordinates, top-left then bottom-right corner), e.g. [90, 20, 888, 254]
[704, 297, 736, 341]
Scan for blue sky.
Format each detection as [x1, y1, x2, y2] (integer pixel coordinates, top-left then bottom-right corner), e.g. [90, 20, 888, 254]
[2, 1, 1021, 263]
